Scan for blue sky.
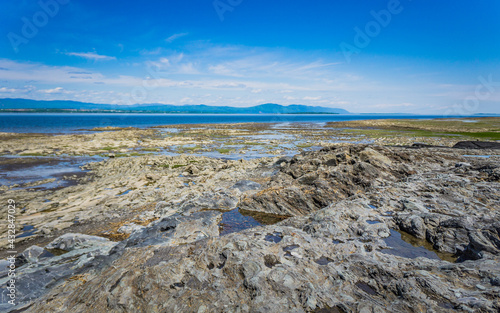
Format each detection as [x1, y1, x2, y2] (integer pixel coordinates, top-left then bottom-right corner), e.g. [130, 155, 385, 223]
[1, 0, 499, 113]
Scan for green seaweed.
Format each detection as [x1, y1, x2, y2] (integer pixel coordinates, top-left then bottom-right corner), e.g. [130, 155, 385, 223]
[19, 153, 47, 156]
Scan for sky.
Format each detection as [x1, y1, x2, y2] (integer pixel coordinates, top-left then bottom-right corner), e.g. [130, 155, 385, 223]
[0, 0, 499, 114]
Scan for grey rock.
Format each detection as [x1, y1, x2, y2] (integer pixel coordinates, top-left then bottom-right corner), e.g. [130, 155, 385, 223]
[3, 144, 500, 313]
[20, 245, 51, 263]
[45, 233, 110, 252]
[231, 180, 261, 192]
[117, 222, 145, 234]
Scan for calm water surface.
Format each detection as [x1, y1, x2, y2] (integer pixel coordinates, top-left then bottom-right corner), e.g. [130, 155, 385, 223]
[0, 113, 483, 133]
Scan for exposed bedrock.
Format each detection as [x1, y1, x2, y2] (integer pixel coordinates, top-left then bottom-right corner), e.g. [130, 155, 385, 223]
[22, 201, 500, 312]
[3, 145, 500, 312]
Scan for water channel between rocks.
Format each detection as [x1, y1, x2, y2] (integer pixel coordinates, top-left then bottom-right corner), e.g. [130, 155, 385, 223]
[218, 208, 289, 236]
[383, 229, 458, 262]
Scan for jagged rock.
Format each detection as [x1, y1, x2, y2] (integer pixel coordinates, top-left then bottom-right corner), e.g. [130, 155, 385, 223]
[45, 233, 111, 252]
[0, 233, 117, 312]
[20, 246, 53, 263]
[3, 144, 500, 312]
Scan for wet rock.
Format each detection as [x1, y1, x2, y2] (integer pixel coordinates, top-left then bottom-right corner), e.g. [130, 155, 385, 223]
[0, 233, 117, 312]
[20, 245, 51, 263]
[490, 276, 500, 286]
[453, 141, 500, 149]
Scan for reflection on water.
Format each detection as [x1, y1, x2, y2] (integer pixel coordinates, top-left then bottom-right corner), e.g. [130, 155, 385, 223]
[382, 229, 457, 262]
[218, 208, 289, 236]
[218, 208, 262, 236]
[0, 156, 103, 191]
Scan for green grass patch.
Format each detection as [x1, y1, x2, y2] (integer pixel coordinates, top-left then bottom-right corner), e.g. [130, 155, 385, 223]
[19, 153, 47, 156]
[451, 131, 500, 140]
[243, 142, 265, 146]
[216, 148, 233, 154]
[343, 126, 500, 140]
[296, 143, 314, 148]
[208, 134, 230, 139]
[176, 145, 203, 153]
[185, 145, 202, 151]
[172, 164, 186, 169]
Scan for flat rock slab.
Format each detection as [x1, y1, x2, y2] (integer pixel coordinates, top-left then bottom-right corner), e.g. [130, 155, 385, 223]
[453, 141, 500, 149]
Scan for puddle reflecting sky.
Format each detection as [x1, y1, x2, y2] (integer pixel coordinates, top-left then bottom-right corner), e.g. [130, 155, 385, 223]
[0, 156, 103, 190]
[383, 229, 457, 262]
[219, 208, 262, 236]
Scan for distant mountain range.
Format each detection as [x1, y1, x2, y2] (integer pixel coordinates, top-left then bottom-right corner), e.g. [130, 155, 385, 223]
[0, 98, 349, 114]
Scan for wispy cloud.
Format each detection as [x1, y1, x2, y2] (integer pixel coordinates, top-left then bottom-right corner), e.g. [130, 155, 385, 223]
[0, 85, 36, 94]
[2, 41, 495, 113]
[303, 96, 321, 101]
[140, 47, 163, 56]
[373, 102, 415, 108]
[65, 52, 116, 61]
[38, 87, 69, 94]
[165, 32, 188, 43]
[0, 87, 20, 93]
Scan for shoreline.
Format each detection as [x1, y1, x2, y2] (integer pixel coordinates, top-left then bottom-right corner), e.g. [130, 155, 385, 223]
[2, 114, 498, 135]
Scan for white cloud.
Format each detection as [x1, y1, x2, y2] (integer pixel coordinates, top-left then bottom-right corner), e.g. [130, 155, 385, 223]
[2, 42, 493, 113]
[213, 82, 246, 89]
[373, 102, 415, 108]
[166, 32, 188, 43]
[0, 87, 20, 93]
[177, 63, 200, 75]
[65, 52, 116, 61]
[0, 85, 36, 94]
[208, 64, 243, 77]
[140, 47, 163, 55]
[38, 87, 73, 94]
[303, 96, 321, 100]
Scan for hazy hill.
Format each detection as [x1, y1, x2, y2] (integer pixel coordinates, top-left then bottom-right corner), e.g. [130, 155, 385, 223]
[0, 98, 349, 114]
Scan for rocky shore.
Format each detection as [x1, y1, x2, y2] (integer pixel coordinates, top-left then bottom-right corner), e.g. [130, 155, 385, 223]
[1, 118, 499, 312]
